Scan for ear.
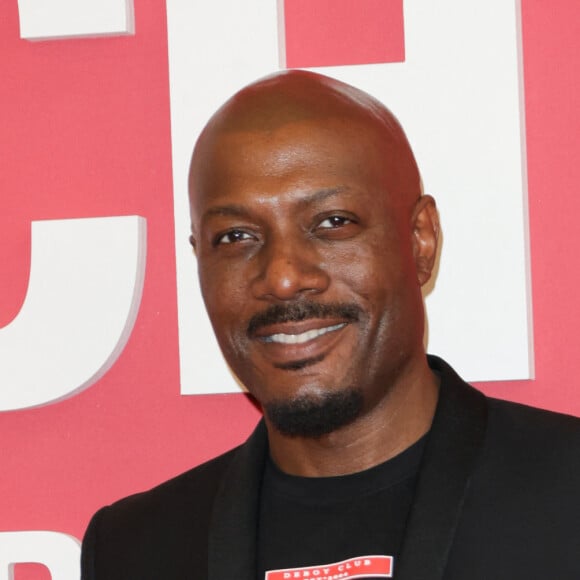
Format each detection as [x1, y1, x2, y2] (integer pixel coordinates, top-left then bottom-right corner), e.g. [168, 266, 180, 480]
[189, 233, 197, 256]
[411, 195, 440, 286]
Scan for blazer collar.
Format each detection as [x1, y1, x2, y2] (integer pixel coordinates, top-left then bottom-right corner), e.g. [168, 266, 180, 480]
[208, 356, 488, 580]
[208, 419, 268, 580]
[395, 355, 488, 580]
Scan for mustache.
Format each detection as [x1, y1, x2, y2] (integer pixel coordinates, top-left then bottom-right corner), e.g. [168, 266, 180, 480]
[247, 301, 362, 336]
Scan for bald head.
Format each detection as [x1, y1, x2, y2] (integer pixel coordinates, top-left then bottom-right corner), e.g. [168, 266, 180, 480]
[197, 69, 404, 134]
[189, 70, 421, 216]
[186, 70, 440, 443]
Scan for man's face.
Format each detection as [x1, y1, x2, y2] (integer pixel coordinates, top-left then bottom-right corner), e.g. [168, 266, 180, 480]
[190, 117, 428, 435]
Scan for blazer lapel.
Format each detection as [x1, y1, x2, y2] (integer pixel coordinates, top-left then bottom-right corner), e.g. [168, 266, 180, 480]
[395, 356, 488, 580]
[208, 420, 268, 580]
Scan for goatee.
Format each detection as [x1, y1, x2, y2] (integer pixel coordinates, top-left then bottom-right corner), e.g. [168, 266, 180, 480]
[265, 388, 363, 438]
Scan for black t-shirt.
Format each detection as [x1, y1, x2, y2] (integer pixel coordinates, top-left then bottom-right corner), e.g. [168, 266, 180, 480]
[257, 435, 426, 579]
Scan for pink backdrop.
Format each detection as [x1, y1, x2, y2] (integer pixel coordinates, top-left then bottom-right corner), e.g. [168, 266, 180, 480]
[1, 0, 579, 574]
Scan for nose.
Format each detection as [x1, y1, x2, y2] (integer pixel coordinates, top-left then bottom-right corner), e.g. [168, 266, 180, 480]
[251, 236, 330, 301]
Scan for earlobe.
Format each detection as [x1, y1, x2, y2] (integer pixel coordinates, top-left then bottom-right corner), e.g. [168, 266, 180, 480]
[411, 195, 440, 286]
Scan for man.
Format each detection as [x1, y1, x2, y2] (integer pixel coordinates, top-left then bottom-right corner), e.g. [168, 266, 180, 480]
[81, 71, 580, 579]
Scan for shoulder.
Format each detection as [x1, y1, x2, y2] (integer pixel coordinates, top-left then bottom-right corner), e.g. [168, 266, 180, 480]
[81, 445, 241, 579]
[445, 399, 580, 577]
[430, 355, 580, 514]
[92, 443, 240, 531]
[81, 419, 268, 579]
[430, 354, 580, 465]
[484, 396, 580, 463]
[129, 444, 238, 501]
[434, 376, 580, 575]
[467, 397, 580, 530]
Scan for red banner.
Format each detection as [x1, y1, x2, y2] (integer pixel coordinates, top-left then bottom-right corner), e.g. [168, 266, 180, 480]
[265, 555, 393, 580]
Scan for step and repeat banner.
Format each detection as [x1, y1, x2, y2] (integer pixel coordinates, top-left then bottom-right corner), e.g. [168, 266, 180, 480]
[1, 1, 579, 577]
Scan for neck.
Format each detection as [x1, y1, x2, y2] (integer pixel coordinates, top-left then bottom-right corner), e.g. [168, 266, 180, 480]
[265, 360, 439, 477]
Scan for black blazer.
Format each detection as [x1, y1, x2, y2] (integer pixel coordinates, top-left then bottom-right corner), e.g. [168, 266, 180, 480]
[81, 357, 580, 579]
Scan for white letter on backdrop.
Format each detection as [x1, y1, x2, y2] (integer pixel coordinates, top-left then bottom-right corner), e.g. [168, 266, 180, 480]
[0, 531, 80, 580]
[167, 0, 532, 393]
[17, 0, 134, 40]
[0, 216, 147, 411]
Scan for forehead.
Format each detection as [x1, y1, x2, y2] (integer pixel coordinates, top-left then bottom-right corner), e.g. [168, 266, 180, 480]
[189, 117, 394, 212]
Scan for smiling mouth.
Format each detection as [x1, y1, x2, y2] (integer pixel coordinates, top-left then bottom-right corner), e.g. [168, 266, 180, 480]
[261, 322, 347, 345]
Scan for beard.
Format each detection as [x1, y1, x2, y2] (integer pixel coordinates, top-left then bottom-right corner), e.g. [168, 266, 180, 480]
[264, 388, 364, 438]
[247, 299, 366, 437]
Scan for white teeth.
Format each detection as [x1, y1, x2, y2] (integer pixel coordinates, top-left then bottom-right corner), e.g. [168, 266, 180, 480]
[265, 323, 346, 345]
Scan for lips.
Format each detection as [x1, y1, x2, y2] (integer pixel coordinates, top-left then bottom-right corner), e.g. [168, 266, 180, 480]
[250, 317, 352, 370]
[262, 322, 347, 345]
[246, 302, 361, 370]
[247, 302, 361, 337]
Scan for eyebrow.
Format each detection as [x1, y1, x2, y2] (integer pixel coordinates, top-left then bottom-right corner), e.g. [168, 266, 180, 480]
[201, 187, 350, 223]
[202, 204, 250, 221]
[299, 186, 349, 204]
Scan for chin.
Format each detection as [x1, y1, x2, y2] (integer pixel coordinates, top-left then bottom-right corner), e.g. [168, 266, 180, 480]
[264, 387, 363, 438]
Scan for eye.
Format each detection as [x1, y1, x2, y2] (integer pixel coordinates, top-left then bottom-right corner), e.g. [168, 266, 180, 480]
[313, 212, 360, 241]
[214, 229, 254, 246]
[317, 215, 353, 229]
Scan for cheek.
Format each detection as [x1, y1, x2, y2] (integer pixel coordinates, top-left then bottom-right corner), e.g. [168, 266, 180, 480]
[325, 233, 405, 298]
[327, 234, 420, 346]
[198, 261, 248, 330]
